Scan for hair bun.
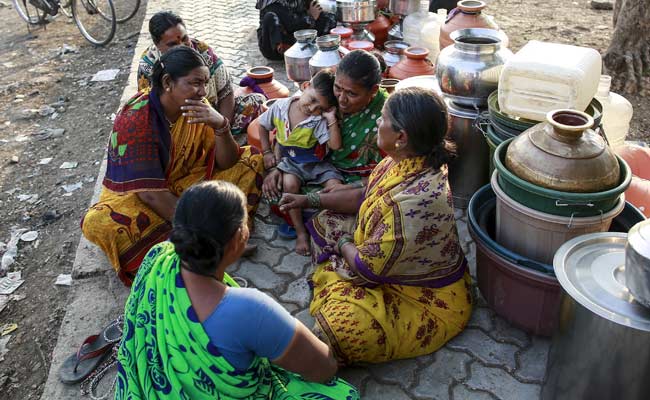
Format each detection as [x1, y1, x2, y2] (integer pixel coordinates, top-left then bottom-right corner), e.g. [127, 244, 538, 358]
[170, 226, 222, 272]
[426, 139, 456, 170]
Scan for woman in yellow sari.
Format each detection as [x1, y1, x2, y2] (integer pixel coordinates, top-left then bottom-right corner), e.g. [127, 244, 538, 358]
[82, 46, 263, 286]
[279, 88, 472, 364]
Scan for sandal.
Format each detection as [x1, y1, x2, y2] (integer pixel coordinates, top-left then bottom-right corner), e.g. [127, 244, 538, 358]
[277, 223, 297, 239]
[59, 317, 123, 384]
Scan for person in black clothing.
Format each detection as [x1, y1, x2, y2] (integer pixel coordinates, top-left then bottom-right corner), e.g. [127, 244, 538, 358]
[429, 0, 458, 13]
[256, 0, 337, 60]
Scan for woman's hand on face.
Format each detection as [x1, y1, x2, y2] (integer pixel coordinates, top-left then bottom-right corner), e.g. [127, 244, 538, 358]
[181, 99, 225, 130]
[279, 193, 308, 212]
[262, 169, 282, 202]
[308, 0, 323, 20]
[322, 107, 337, 124]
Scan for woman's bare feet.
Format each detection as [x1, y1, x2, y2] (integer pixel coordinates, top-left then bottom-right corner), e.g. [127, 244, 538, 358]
[295, 232, 311, 256]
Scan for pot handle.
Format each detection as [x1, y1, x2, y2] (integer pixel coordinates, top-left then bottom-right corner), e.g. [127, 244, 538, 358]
[555, 200, 595, 208]
[474, 112, 491, 140]
[566, 210, 605, 229]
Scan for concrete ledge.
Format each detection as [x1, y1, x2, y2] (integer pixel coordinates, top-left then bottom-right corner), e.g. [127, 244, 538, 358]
[39, 0, 174, 398]
[39, 274, 128, 400]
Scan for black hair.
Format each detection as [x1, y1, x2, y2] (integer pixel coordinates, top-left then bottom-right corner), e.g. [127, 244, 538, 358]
[151, 46, 207, 91]
[169, 181, 247, 276]
[310, 69, 337, 107]
[149, 11, 185, 44]
[337, 50, 382, 90]
[385, 87, 456, 170]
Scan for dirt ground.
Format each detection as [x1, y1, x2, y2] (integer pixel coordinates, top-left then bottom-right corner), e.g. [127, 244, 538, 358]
[0, 2, 147, 399]
[0, 0, 646, 399]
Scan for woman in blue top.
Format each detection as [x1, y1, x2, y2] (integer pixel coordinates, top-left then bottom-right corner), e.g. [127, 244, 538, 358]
[116, 180, 359, 399]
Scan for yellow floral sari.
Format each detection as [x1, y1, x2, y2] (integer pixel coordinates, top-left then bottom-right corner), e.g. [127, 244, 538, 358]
[82, 91, 263, 286]
[307, 156, 472, 363]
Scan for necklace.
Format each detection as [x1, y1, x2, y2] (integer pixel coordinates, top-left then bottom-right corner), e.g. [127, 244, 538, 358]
[164, 115, 175, 130]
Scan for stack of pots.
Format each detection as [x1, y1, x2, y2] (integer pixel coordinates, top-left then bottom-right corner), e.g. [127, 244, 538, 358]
[468, 107, 637, 336]
[435, 27, 512, 208]
[482, 90, 604, 175]
[495, 109, 631, 266]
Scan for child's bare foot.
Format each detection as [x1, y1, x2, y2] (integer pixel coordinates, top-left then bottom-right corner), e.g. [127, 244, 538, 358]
[295, 232, 311, 256]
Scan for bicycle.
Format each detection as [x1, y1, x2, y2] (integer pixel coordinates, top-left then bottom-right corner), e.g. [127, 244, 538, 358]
[12, 0, 138, 46]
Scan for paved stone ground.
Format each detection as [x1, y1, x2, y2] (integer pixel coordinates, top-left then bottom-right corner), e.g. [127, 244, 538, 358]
[40, 0, 550, 399]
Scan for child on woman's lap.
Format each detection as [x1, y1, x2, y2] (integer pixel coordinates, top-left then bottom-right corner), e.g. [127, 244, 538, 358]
[259, 70, 342, 256]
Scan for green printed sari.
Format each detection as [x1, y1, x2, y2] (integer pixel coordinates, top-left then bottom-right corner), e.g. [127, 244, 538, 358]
[330, 89, 388, 182]
[115, 242, 359, 400]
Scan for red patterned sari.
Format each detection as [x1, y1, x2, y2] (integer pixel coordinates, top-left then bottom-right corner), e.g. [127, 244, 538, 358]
[81, 90, 263, 286]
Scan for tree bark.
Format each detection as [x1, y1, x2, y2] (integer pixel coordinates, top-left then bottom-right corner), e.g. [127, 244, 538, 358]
[603, 0, 650, 94]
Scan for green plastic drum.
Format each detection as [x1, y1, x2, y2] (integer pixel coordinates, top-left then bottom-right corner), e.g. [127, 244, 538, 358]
[493, 139, 631, 217]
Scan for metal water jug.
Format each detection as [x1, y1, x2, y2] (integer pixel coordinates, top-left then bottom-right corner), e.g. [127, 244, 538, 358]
[309, 34, 342, 76]
[284, 29, 318, 83]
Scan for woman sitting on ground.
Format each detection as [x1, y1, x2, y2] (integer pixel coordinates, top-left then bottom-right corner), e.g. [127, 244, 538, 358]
[279, 88, 473, 364]
[138, 10, 264, 136]
[256, 0, 336, 60]
[82, 46, 264, 286]
[263, 50, 388, 198]
[115, 180, 359, 399]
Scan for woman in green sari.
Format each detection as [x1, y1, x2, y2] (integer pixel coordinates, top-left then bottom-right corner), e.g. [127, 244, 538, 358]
[263, 50, 387, 198]
[115, 181, 358, 399]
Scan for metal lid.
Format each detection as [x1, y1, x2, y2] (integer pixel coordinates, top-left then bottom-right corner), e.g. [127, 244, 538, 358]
[315, 34, 341, 50]
[294, 29, 317, 42]
[444, 97, 481, 118]
[554, 232, 650, 332]
[628, 220, 650, 259]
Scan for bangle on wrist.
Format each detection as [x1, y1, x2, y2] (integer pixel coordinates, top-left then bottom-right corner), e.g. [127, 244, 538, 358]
[327, 120, 337, 128]
[263, 149, 273, 155]
[337, 236, 354, 254]
[214, 118, 231, 136]
[306, 191, 321, 209]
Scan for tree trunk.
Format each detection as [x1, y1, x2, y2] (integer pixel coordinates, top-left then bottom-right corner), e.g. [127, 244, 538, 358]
[603, 0, 650, 94]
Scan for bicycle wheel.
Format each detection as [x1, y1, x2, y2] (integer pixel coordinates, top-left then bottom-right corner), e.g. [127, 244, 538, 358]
[72, 0, 116, 46]
[13, 0, 47, 25]
[98, 0, 139, 23]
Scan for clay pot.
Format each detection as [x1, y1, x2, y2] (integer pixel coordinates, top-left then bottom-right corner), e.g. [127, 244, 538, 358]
[238, 66, 290, 99]
[331, 26, 353, 49]
[505, 109, 621, 193]
[247, 98, 279, 150]
[380, 78, 400, 94]
[366, 13, 392, 48]
[440, 0, 499, 49]
[388, 47, 435, 80]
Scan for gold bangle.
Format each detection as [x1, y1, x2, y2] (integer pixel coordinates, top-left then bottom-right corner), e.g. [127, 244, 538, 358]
[327, 120, 337, 128]
[263, 149, 273, 155]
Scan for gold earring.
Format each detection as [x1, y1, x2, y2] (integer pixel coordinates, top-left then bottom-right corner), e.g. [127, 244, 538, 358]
[395, 143, 400, 149]
[166, 88, 170, 92]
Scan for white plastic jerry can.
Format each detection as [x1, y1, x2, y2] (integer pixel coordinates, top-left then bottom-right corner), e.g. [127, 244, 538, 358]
[498, 40, 602, 121]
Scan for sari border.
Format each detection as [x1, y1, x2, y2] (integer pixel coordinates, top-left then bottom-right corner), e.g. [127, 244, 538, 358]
[353, 254, 467, 289]
[118, 222, 172, 283]
[315, 311, 349, 365]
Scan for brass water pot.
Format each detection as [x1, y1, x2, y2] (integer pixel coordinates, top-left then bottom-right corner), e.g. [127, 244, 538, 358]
[505, 109, 620, 193]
